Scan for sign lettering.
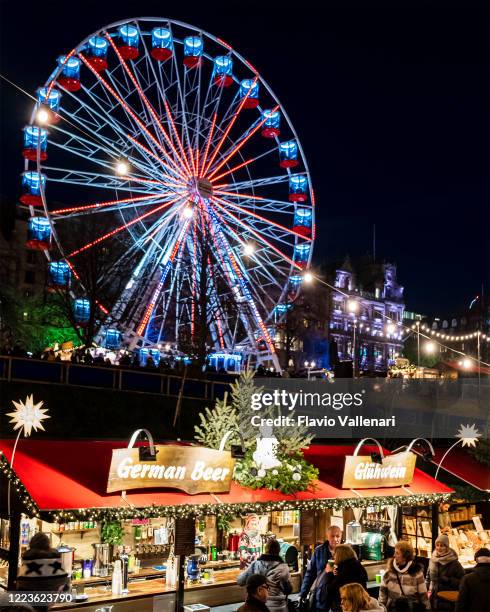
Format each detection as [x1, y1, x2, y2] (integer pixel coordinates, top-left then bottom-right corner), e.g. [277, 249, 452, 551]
[342, 451, 416, 489]
[107, 445, 235, 494]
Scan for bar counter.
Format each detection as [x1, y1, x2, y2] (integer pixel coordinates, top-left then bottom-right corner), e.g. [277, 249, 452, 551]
[54, 567, 301, 611]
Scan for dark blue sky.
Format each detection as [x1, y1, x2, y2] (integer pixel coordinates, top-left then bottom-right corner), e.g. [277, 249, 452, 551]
[1, 0, 488, 316]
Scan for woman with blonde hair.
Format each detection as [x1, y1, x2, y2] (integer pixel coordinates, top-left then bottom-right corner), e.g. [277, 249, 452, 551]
[340, 583, 386, 611]
[321, 544, 368, 612]
[378, 541, 429, 611]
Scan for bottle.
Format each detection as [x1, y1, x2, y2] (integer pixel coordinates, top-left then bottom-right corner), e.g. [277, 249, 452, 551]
[111, 560, 123, 596]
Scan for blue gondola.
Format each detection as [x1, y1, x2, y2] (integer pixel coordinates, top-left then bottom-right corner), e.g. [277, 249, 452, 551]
[289, 274, 303, 287]
[279, 140, 299, 168]
[37, 87, 61, 124]
[22, 127, 48, 161]
[294, 243, 311, 268]
[293, 208, 312, 237]
[57, 56, 81, 92]
[20, 172, 46, 206]
[213, 56, 233, 87]
[151, 27, 173, 61]
[104, 329, 122, 349]
[139, 348, 160, 367]
[289, 174, 308, 202]
[261, 109, 280, 138]
[73, 298, 91, 325]
[26, 217, 51, 250]
[183, 36, 203, 68]
[208, 352, 242, 372]
[87, 36, 109, 72]
[48, 262, 71, 289]
[239, 79, 259, 109]
[118, 24, 139, 60]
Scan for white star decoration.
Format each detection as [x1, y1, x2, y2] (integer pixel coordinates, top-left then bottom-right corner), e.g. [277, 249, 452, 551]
[456, 423, 481, 448]
[6, 394, 50, 437]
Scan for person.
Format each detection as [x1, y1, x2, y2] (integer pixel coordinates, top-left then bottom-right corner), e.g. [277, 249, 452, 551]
[239, 515, 264, 569]
[237, 574, 271, 612]
[339, 583, 386, 611]
[300, 525, 343, 602]
[321, 545, 368, 612]
[237, 539, 292, 612]
[16, 533, 70, 612]
[456, 547, 490, 612]
[427, 534, 464, 609]
[438, 503, 452, 534]
[378, 541, 429, 611]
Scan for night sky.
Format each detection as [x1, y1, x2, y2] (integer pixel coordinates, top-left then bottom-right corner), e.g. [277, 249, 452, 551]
[0, 0, 487, 316]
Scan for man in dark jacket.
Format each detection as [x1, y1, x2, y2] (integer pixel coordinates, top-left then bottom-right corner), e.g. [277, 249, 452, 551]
[237, 574, 271, 612]
[300, 526, 342, 600]
[456, 547, 490, 612]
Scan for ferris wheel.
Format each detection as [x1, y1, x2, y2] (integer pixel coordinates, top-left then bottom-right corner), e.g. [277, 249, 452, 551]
[21, 18, 315, 370]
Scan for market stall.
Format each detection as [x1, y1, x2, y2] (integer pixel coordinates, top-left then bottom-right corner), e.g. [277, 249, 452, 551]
[0, 435, 454, 611]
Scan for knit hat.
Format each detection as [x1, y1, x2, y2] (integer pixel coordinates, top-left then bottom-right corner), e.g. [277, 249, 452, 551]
[435, 534, 449, 547]
[475, 547, 490, 564]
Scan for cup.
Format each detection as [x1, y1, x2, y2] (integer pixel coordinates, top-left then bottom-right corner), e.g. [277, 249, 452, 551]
[375, 573, 382, 584]
[327, 559, 335, 569]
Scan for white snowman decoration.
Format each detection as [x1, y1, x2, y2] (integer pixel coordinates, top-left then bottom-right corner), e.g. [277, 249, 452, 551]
[252, 424, 281, 472]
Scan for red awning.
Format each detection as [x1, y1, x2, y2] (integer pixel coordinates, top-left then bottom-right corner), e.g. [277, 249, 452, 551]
[0, 440, 452, 513]
[415, 446, 490, 492]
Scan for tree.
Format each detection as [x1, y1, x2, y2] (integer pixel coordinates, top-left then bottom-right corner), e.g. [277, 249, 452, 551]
[0, 285, 79, 353]
[52, 215, 135, 347]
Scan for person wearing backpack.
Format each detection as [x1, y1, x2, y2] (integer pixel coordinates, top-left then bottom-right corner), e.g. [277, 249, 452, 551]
[238, 539, 293, 612]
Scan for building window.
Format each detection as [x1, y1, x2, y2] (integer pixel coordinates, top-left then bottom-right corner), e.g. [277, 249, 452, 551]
[24, 270, 36, 285]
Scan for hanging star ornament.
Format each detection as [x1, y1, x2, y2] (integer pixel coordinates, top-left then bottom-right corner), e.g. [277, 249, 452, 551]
[6, 394, 50, 437]
[456, 423, 481, 448]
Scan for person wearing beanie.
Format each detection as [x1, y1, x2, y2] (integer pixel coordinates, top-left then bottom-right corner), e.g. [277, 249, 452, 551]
[427, 534, 464, 610]
[16, 533, 70, 612]
[456, 547, 490, 612]
[237, 574, 272, 612]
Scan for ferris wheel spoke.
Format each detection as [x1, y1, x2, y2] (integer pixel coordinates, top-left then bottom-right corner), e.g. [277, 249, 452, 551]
[214, 174, 292, 191]
[67, 194, 184, 258]
[202, 80, 259, 177]
[78, 52, 188, 180]
[105, 33, 190, 176]
[207, 105, 279, 180]
[210, 146, 278, 183]
[211, 195, 311, 241]
[208, 199, 300, 270]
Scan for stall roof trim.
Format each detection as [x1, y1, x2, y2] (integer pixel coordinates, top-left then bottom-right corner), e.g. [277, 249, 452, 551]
[414, 446, 490, 492]
[0, 440, 453, 514]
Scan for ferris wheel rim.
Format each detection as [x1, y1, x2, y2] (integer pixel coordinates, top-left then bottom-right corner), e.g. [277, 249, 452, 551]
[24, 16, 315, 353]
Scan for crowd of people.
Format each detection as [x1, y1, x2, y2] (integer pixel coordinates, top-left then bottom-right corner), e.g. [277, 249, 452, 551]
[238, 525, 489, 612]
[3, 525, 490, 612]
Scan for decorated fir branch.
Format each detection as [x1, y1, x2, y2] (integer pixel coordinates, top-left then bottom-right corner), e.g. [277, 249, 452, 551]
[195, 369, 318, 494]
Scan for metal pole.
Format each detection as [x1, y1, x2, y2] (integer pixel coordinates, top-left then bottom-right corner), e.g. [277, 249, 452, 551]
[477, 331, 481, 393]
[417, 321, 420, 367]
[352, 320, 356, 378]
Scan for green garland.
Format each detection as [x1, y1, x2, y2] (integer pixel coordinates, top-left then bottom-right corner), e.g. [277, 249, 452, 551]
[234, 449, 319, 495]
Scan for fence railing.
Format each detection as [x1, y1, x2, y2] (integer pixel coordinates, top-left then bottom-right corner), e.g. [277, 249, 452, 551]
[0, 356, 231, 402]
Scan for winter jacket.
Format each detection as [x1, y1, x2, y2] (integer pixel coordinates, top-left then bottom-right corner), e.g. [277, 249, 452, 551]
[427, 548, 464, 610]
[237, 554, 293, 612]
[360, 597, 386, 612]
[300, 542, 335, 598]
[455, 563, 490, 612]
[237, 596, 271, 612]
[378, 559, 430, 611]
[322, 557, 368, 612]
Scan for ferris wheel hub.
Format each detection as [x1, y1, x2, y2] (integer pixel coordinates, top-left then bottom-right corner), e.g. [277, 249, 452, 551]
[190, 177, 214, 200]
